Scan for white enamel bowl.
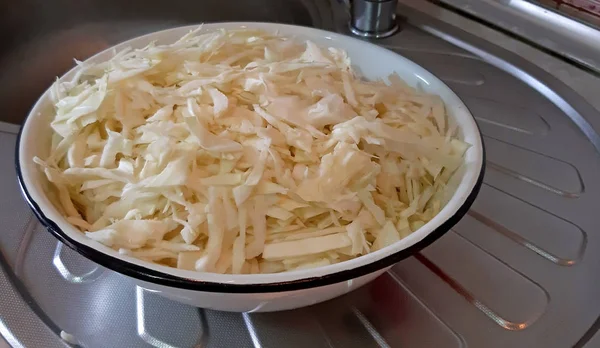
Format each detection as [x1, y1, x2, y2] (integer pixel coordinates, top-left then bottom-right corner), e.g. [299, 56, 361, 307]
[16, 22, 484, 312]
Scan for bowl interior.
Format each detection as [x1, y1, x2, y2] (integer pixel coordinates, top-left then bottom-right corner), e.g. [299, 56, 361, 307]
[18, 22, 483, 286]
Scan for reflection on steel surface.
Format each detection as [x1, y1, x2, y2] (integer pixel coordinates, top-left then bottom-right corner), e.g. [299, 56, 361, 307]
[13, 216, 37, 277]
[348, 270, 466, 347]
[136, 287, 179, 348]
[136, 286, 206, 347]
[243, 313, 263, 348]
[385, 49, 487, 86]
[351, 308, 392, 348]
[465, 96, 551, 135]
[418, 231, 550, 330]
[469, 184, 587, 265]
[487, 162, 580, 198]
[414, 253, 542, 331]
[52, 243, 104, 284]
[484, 136, 584, 197]
[468, 210, 580, 266]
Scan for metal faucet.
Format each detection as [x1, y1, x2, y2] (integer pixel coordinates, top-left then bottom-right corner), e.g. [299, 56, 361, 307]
[349, 0, 399, 38]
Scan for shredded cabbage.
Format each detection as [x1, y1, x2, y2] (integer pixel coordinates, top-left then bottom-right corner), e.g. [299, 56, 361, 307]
[35, 28, 469, 274]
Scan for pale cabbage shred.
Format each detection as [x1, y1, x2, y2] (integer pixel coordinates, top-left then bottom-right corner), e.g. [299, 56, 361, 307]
[35, 28, 469, 275]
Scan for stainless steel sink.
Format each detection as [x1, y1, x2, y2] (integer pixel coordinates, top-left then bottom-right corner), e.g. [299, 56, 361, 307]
[2, 0, 600, 347]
